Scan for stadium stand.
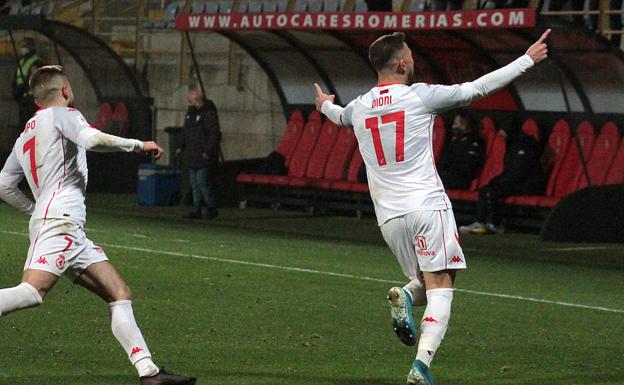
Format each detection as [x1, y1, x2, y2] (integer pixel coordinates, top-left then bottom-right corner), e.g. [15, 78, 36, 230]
[317, 127, 358, 189]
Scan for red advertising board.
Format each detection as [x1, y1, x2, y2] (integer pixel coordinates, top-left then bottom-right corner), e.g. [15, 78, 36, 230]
[175, 9, 535, 31]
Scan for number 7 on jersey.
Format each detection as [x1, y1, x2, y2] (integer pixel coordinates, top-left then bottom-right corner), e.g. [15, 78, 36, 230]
[364, 111, 405, 166]
[23, 136, 39, 188]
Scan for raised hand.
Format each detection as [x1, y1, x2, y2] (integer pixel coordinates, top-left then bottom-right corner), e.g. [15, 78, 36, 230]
[142, 141, 164, 160]
[314, 83, 335, 112]
[526, 29, 551, 64]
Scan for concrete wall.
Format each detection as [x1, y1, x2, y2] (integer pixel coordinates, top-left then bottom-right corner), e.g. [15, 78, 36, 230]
[143, 31, 285, 165]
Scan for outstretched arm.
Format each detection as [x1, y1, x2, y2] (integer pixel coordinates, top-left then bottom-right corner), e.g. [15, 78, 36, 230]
[417, 29, 551, 112]
[314, 83, 353, 127]
[76, 127, 163, 159]
[0, 151, 35, 215]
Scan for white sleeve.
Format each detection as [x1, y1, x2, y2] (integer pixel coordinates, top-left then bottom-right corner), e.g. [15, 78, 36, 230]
[413, 55, 534, 113]
[0, 150, 35, 215]
[57, 109, 143, 152]
[76, 127, 144, 153]
[321, 100, 355, 127]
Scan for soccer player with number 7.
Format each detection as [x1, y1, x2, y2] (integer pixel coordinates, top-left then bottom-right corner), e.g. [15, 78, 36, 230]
[0, 66, 195, 385]
[315, 29, 550, 385]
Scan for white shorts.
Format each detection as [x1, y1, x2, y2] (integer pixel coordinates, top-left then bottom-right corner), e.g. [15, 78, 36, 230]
[25, 219, 108, 282]
[380, 209, 467, 276]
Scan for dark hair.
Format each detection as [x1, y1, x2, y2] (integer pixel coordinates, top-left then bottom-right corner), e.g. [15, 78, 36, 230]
[29, 65, 66, 102]
[368, 32, 406, 73]
[455, 111, 475, 131]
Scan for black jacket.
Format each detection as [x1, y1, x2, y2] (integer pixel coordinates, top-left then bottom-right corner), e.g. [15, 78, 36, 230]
[179, 101, 221, 169]
[438, 129, 485, 189]
[489, 132, 545, 195]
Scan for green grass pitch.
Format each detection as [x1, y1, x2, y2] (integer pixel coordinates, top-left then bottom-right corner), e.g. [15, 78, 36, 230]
[0, 194, 623, 385]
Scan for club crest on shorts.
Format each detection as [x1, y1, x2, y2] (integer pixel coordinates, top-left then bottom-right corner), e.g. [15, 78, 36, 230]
[56, 255, 65, 270]
[415, 235, 435, 257]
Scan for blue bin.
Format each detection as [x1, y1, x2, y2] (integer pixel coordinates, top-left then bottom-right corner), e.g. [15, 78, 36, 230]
[137, 163, 181, 206]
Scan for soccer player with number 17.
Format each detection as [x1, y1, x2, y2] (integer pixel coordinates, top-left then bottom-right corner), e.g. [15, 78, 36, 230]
[315, 29, 550, 385]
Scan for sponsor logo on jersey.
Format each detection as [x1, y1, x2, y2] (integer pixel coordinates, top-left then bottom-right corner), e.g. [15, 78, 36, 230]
[422, 317, 438, 323]
[416, 235, 435, 257]
[450, 255, 464, 263]
[56, 255, 65, 270]
[130, 346, 144, 357]
[35, 256, 48, 265]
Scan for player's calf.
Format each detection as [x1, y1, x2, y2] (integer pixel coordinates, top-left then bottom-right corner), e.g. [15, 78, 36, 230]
[0, 283, 43, 316]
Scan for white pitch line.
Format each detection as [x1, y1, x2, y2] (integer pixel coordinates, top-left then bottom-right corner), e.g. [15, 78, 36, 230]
[547, 246, 609, 251]
[1, 229, 623, 314]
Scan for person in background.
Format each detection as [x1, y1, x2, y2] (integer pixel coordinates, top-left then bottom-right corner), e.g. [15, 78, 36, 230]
[12, 37, 45, 132]
[437, 112, 485, 190]
[176, 90, 221, 220]
[460, 118, 545, 235]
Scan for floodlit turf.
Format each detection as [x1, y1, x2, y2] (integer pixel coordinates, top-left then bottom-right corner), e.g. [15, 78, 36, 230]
[0, 194, 623, 385]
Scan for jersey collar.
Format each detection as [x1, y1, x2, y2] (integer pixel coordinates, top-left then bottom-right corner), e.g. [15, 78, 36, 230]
[375, 82, 404, 87]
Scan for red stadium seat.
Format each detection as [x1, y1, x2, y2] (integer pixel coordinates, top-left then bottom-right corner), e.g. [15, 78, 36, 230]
[276, 110, 305, 167]
[109, 102, 130, 137]
[237, 110, 304, 184]
[577, 122, 621, 189]
[511, 120, 571, 207]
[287, 119, 340, 187]
[543, 120, 572, 196]
[481, 116, 496, 133]
[604, 140, 624, 185]
[534, 121, 594, 207]
[95, 103, 113, 132]
[521, 118, 540, 142]
[258, 111, 322, 185]
[478, 130, 506, 188]
[432, 116, 446, 162]
[317, 127, 357, 189]
[480, 116, 496, 155]
[331, 149, 368, 192]
[446, 130, 505, 202]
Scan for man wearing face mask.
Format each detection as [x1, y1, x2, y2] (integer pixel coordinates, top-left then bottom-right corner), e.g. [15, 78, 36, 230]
[12, 37, 45, 132]
[437, 112, 485, 190]
[460, 117, 545, 234]
[176, 90, 221, 219]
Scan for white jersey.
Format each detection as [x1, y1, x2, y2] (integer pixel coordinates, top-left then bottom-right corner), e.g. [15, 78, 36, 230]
[324, 55, 535, 225]
[0, 106, 142, 227]
[345, 83, 453, 225]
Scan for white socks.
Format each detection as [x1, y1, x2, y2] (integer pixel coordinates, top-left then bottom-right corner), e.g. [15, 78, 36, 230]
[109, 300, 159, 377]
[0, 283, 43, 316]
[416, 288, 454, 367]
[403, 278, 427, 307]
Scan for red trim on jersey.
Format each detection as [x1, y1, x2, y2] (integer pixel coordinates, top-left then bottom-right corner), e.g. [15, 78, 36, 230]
[375, 82, 403, 87]
[67, 108, 77, 112]
[438, 211, 448, 270]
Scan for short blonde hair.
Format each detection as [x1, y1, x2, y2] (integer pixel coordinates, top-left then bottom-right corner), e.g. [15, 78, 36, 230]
[29, 65, 67, 104]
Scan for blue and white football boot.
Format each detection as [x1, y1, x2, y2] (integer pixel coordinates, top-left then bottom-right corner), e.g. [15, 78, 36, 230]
[406, 359, 435, 385]
[387, 287, 417, 346]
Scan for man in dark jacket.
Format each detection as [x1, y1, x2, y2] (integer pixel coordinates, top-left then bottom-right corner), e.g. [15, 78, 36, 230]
[460, 119, 545, 234]
[12, 38, 45, 132]
[176, 90, 221, 219]
[437, 113, 485, 190]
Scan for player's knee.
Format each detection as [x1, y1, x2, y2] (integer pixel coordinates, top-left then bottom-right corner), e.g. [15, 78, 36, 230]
[111, 284, 132, 301]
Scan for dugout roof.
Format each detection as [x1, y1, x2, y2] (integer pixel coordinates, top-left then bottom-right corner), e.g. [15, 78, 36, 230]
[191, 21, 624, 114]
